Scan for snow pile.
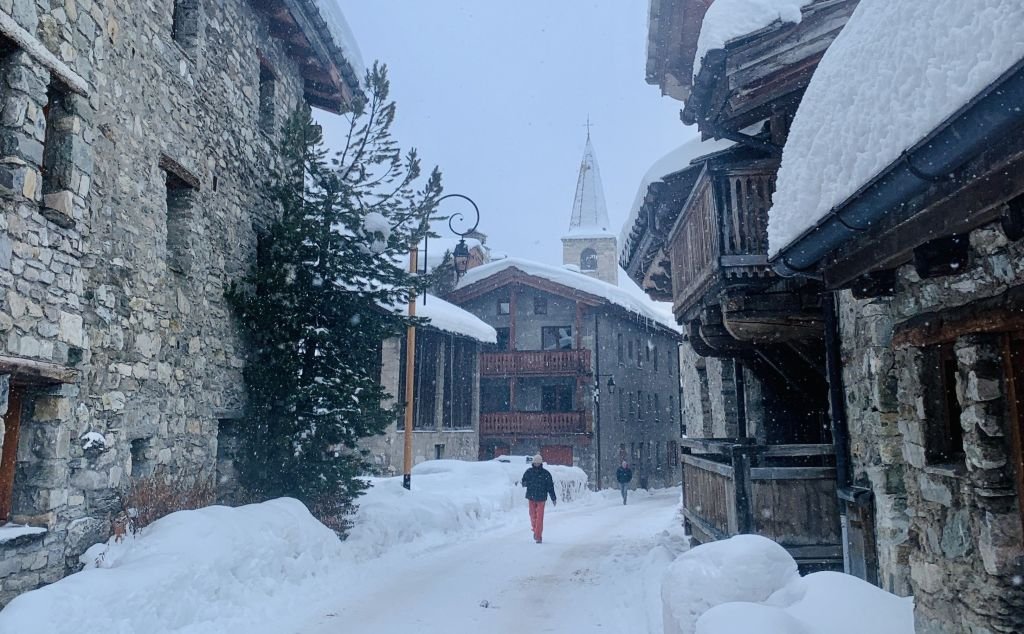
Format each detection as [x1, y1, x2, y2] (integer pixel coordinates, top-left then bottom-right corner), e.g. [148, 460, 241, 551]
[414, 294, 497, 343]
[0, 499, 345, 634]
[80, 430, 107, 451]
[0, 523, 47, 544]
[456, 257, 679, 331]
[312, 0, 366, 79]
[344, 458, 588, 559]
[619, 135, 736, 256]
[694, 0, 812, 77]
[661, 534, 914, 634]
[768, 0, 1024, 256]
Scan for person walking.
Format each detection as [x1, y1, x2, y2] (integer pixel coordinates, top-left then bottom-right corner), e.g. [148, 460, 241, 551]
[616, 460, 633, 505]
[521, 454, 557, 543]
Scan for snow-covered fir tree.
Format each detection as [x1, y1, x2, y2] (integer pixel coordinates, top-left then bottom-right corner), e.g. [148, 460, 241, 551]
[228, 64, 443, 526]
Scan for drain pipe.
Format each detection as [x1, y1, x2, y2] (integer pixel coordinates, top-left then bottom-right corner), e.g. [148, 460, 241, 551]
[823, 292, 853, 573]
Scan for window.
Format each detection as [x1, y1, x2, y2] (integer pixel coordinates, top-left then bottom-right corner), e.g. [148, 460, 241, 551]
[130, 437, 154, 479]
[923, 343, 964, 465]
[619, 443, 627, 460]
[580, 248, 598, 271]
[443, 337, 474, 429]
[0, 384, 24, 523]
[481, 379, 511, 413]
[656, 441, 662, 468]
[161, 155, 200, 275]
[617, 334, 624, 363]
[654, 348, 659, 372]
[668, 440, 679, 468]
[258, 56, 277, 135]
[637, 339, 643, 367]
[495, 327, 511, 351]
[646, 344, 651, 364]
[669, 394, 675, 423]
[628, 392, 635, 416]
[628, 339, 633, 360]
[533, 296, 547, 315]
[497, 299, 510, 315]
[434, 444, 445, 460]
[618, 391, 625, 419]
[172, 0, 200, 50]
[541, 385, 573, 412]
[647, 393, 653, 417]
[654, 393, 660, 418]
[542, 326, 572, 350]
[398, 331, 442, 429]
[637, 390, 644, 418]
[41, 83, 71, 195]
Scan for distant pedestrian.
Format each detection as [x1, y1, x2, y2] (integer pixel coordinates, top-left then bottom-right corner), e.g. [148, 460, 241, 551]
[616, 461, 633, 505]
[521, 454, 557, 543]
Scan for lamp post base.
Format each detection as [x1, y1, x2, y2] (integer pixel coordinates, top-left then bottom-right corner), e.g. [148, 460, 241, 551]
[403, 474, 411, 490]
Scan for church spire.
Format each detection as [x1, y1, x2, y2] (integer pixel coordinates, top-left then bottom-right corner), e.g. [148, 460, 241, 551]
[566, 134, 611, 236]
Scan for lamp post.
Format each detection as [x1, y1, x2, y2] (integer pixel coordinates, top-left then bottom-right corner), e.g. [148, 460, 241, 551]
[402, 194, 481, 490]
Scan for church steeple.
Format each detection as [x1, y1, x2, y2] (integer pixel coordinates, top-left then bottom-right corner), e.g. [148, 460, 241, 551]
[562, 130, 618, 285]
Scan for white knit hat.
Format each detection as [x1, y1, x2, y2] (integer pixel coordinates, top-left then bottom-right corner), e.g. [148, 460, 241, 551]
[532, 454, 543, 465]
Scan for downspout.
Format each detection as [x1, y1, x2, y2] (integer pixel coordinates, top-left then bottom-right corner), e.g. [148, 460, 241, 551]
[593, 312, 602, 490]
[823, 292, 855, 574]
[772, 59, 1024, 277]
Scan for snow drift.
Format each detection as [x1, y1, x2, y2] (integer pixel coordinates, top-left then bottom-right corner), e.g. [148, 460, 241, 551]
[662, 534, 914, 634]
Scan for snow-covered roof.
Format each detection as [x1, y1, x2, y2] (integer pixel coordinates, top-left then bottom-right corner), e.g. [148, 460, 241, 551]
[564, 137, 612, 238]
[455, 257, 680, 332]
[407, 294, 497, 344]
[312, 0, 366, 79]
[768, 0, 1024, 257]
[693, 0, 812, 78]
[619, 136, 736, 256]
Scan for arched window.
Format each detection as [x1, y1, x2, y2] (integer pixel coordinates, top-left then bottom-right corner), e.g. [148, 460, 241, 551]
[580, 248, 598, 271]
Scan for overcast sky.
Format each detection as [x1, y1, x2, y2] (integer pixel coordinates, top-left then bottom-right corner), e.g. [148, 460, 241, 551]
[318, 1, 698, 265]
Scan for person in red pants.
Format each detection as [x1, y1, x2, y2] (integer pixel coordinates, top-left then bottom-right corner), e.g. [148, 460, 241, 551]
[521, 454, 557, 543]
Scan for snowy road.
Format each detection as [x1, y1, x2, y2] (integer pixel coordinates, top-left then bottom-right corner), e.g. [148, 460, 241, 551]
[297, 489, 685, 634]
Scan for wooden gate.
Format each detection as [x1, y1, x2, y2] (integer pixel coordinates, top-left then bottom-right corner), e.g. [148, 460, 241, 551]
[541, 445, 573, 466]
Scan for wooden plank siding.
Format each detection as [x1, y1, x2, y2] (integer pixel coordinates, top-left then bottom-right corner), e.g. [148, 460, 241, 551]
[480, 349, 592, 377]
[683, 454, 735, 536]
[749, 475, 841, 547]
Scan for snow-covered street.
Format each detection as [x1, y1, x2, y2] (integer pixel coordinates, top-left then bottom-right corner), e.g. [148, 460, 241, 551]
[297, 489, 684, 634]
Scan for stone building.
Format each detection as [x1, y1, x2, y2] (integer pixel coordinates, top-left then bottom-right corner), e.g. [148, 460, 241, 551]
[448, 136, 683, 490]
[767, 2, 1024, 631]
[360, 294, 495, 474]
[0, 0, 362, 604]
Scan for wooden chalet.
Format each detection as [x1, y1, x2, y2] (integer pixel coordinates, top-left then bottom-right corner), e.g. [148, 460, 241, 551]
[628, 0, 862, 570]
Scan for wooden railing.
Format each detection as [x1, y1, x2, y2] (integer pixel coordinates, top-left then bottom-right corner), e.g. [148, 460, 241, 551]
[480, 349, 591, 376]
[680, 439, 842, 565]
[669, 168, 776, 318]
[480, 412, 587, 436]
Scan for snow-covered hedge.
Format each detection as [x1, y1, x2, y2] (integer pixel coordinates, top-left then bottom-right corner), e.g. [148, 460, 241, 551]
[661, 534, 914, 634]
[0, 499, 344, 634]
[344, 457, 588, 559]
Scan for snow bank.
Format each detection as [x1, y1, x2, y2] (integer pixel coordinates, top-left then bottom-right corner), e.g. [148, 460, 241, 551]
[343, 458, 587, 559]
[456, 257, 679, 331]
[662, 534, 800, 634]
[768, 0, 1024, 256]
[694, 0, 812, 77]
[661, 535, 914, 634]
[0, 499, 344, 634]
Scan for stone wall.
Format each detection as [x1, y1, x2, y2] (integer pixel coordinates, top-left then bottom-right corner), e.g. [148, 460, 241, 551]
[840, 221, 1024, 633]
[0, 0, 313, 604]
[561, 236, 618, 286]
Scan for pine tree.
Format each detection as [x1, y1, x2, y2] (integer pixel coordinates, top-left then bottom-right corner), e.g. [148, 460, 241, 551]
[227, 64, 443, 526]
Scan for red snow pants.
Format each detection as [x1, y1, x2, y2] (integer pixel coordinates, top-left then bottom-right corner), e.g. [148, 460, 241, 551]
[529, 500, 546, 541]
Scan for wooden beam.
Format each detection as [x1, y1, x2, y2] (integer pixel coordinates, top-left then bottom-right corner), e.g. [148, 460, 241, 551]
[749, 466, 836, 480]
[0, 355, 78, 385]
[892, 284, 1024, 348]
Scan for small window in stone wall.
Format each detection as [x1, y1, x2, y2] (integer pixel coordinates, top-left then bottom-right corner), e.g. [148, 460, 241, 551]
[923, 343, 965, 465]
[580, 248, 598, 271]
[131, 437, 155, 479]
[161, 155, 200, 276]
[172, 0, 201, 50]
[258, 57, 277, 135]
[41, 83, 72, 194]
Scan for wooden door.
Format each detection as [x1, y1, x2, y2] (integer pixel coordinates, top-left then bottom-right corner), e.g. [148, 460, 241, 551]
[0, 387, 24, 522]
[541, 445, 573, 466]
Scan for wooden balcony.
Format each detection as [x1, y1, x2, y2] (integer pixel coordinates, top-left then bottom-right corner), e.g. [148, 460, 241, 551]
[680, 438, 842, 567]
[480, 349, 591, 377]
[480, 412, 588, 436]
[669, 166, 777, 322]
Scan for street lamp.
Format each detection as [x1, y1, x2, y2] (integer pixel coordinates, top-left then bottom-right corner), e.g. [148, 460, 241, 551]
[402, 194, 481, 490]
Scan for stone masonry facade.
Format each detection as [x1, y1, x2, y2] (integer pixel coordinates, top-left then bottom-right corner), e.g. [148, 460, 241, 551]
[0, 0, 331, 605]
[840, 222, 1024, 633]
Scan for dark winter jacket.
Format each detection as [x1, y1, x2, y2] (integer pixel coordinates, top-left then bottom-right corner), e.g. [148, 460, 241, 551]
[616, 466, 633, 484]
[521, 465, 557, 503]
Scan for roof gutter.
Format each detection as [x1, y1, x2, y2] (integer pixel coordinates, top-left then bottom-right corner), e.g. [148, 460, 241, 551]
[771, 58, 1024, 278]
